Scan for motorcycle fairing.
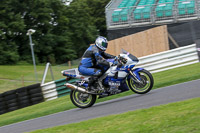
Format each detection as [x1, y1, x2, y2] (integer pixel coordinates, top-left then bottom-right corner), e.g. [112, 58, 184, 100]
[118, 79, 129, 92]
[62, 69, 90, 81]
[63, 71, 77, 78]
[116, 65, 135, 72]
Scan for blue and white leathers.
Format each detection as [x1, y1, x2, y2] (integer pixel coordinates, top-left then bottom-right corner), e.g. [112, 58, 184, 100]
[78, 45, 115, 76]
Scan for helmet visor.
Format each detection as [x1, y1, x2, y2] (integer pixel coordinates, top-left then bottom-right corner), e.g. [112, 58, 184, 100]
[102, 42, 108, 49]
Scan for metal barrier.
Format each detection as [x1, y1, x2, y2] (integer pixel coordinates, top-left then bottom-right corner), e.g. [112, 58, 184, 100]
[136, 44, 199, 73]
[41, 78, 79, 101]
[41, 62, 54, 85]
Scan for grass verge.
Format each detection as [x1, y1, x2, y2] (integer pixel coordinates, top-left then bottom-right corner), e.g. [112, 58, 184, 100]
[0, 63, 199, 127]
[0, 65, 72, 93]
[30, 97, 200, 133]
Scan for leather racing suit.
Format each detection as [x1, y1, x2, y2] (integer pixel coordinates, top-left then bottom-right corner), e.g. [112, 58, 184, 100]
[78, 45, 115, 77]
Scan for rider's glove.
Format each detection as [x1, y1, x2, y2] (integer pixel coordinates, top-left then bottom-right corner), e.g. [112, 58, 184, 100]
[112, 56, 118, 65]
[109, 62, 113, 66]
[113, 60, 118, 65]
[107, 58, 118, 66]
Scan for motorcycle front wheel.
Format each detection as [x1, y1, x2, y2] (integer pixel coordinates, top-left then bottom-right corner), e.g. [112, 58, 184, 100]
[70, 90, 96, 108]
[128, 69, 154, 94]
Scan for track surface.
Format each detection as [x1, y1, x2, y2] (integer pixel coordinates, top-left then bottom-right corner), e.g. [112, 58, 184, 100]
[0, 79, 200, 133]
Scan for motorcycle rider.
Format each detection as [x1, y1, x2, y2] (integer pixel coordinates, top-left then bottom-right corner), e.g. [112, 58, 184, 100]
[78, 36, 116, 91]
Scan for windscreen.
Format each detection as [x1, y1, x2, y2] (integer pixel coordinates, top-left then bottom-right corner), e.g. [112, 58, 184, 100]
[120, 49, 129, 55]
[120, 49, 139, 62]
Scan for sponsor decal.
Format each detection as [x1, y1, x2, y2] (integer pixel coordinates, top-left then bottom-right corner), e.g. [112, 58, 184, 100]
[66, 85, 72, 88]
[80, 76, 85, 79]
[66, 84, 75, 89]
[108, 81, 120, 86]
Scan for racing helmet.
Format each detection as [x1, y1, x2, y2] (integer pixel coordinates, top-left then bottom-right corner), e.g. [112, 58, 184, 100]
[95, 36, 108, 51]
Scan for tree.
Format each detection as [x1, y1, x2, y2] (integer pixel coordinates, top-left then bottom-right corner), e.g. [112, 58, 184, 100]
[0, 0, 77, 64]
[85, 0, 110, 37]
[0, 0, 23, 64]
[66, 0, 98, 57]
[0, 0, 109, 64]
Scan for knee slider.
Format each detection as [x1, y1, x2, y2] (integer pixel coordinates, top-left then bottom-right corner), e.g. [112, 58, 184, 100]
[94, 71, 102, 77]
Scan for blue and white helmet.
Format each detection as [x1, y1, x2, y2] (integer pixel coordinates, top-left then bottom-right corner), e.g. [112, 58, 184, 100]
[95, 36, 108, 51]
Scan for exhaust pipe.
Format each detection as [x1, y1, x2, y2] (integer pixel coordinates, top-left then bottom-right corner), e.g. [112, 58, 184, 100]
[65, 83, 87, 93]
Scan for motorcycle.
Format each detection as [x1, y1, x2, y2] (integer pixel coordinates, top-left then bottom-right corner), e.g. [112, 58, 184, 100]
[61, 49, 154, 108]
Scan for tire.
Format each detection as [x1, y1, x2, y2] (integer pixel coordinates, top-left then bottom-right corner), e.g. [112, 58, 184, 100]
[70, 90, 96, 108]
[16, 87, 27, 93]
[30, 93, 43, 98]
[6, 99, 17, 105]
[30, 97, 44, 105]
[26, 83, 40, 90]
[7, 102, 18, 108]
[29, 88, 42, 94]
[19, 103, 31, 108]
[0, 101, 6, 106]
[128, 69, 154, 94]
[8, 106, 18, 112]
[0, 94, 3, 101]
[4, 94, 17, 101]
[18, 91, 28, 97]
[0, 110, 7, 115]
[18, 99, 30, 105]
[0, 97, 3, 102]
[31, 100, 43, 105]
[0, 104, 6, 110]
[30, 97, 43, 102]
[2, 90, 16, 96]
[18, 96, 29, 101]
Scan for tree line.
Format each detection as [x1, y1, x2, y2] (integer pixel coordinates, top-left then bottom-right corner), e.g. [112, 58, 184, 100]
[0, 0, 110, 64]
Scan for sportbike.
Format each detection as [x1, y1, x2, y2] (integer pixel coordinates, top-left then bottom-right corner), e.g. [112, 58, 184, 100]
[62, 49, 154, 108]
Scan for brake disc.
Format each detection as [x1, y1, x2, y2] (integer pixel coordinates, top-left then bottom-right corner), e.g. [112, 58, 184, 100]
[134, 75, 147, 88]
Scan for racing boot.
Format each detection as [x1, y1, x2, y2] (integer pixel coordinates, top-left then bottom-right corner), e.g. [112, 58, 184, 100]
[88, 76, 99, 92]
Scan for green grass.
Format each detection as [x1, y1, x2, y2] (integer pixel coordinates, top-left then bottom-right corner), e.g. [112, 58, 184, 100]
[152, 63, 200, 89]
[0, 63, 200, 127]
[0, 65, 73, 93]
[30, 97, 200, 133]
[0, 96, 73, 127]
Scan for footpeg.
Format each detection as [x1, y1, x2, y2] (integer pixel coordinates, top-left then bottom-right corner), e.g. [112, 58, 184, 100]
[98, 92, 108, 99]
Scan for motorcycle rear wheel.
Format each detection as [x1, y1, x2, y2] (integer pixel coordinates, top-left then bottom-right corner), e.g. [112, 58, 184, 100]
[128, 69, 154, 94]
[70, 90, 96, 108]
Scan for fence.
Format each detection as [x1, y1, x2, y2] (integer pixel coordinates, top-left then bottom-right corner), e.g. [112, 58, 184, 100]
[136, 44, 199, 73]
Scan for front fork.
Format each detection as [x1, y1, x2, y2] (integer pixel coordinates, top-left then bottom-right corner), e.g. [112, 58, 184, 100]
[128, 68, 144, 84]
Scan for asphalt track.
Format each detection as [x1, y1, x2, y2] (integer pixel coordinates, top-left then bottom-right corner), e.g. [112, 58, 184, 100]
[0, 79, 200, 133]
